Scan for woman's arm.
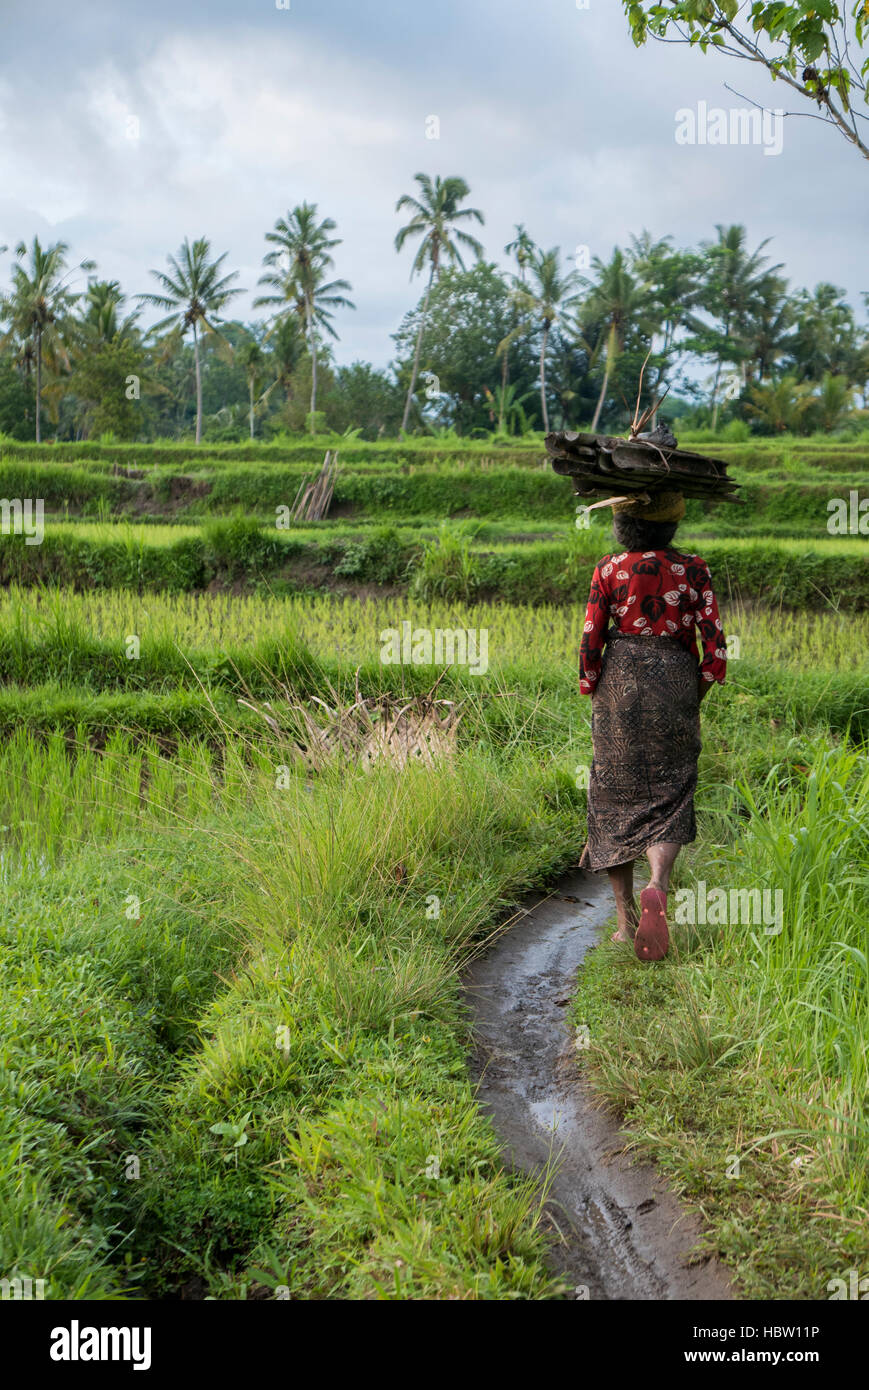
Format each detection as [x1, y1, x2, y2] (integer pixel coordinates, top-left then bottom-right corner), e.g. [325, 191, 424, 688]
[693, 562, 727, 694]
[580, 564, 608, 696]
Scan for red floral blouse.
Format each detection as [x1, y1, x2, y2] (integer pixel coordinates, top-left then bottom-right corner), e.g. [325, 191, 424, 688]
[579, 547, 727, 696]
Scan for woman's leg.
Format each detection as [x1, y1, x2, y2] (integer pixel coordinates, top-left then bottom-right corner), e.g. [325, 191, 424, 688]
[607, 859, 638, 942]
[645, 841, 682, 893]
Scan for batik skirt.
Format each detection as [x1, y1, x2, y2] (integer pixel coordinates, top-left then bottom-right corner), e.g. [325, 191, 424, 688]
[579, 631, 702, 872]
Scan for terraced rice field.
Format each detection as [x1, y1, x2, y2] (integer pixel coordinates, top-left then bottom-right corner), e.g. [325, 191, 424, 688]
[1, 437, 866, 1300]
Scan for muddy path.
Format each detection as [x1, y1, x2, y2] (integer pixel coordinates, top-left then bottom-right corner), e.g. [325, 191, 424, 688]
[465, 868, 732, 1301]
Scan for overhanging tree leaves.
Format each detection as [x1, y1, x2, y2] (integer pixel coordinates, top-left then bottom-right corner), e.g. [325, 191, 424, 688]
[623, 2, 869, 160]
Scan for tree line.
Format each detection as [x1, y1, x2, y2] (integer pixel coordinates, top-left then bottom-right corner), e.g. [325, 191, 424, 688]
[1, 173, 867, 443]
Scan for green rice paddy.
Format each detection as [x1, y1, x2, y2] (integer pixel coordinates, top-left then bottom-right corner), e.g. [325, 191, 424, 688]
[0, 437, 866, 1299]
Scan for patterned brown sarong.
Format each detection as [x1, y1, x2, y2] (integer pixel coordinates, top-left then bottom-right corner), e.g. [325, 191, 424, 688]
[579, 631, 701, 872]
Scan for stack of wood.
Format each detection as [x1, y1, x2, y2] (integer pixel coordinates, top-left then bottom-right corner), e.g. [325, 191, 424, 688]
[545, 430, 742, 505]
[289, 449, 339, 522]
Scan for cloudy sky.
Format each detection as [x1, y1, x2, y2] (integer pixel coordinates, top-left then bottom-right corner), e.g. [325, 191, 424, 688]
[1, 0, 866, 369]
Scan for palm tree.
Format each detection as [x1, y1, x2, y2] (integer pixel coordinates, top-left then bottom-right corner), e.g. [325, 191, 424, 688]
[696, 225, 782, 430]
[80, 279, 141, 344]
[628, 232, 702, 420]
[394, 174, 484, 434]
[237, 339, 266, 439]
[578, 249, 646, 432]
[494, 226, 540, 431]
[790, 283, 859, 382]
[740, 274, 795, 386]
[499, 248, 580, 433]
[263, 314, 306, 410]
[137, 237, 242, 444]
[0, 238, 95, 441]
[812, 372, 854, 432]
[254, 204, 354, 434]
[743, 375, 814, 433]
[504, 224, 537, 285]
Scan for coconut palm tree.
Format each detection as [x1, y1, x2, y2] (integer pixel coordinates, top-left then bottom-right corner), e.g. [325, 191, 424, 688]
[627, 232, 703, 420]
[498, 248, 580, 433]
[743, 375, 814, 433]
[0, 238, 95, 441]
[695, 225, 783, 430]
[254, 204, 354, 434]
[237, 339, 266, 439]
[137, 237, 242, 444]
[394, 174, 484, 434]
[576, 249, 646, 432]
[504, 224, 537, 285]
[494, 226, 540, 431]
[739, 273, 795, 386]
[812, 371, 854, 432]
[790, 283, 860, 382]
[80, 279, 141, 344]
[262, 314, 306, 411]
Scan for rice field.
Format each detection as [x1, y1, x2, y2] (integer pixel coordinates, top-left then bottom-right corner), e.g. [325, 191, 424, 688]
[1, 440, 867, 1301]
[0, 585, 865, 671]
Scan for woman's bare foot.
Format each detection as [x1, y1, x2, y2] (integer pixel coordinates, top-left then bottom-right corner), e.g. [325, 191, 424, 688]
[606, 862, 638, 944]
[611, 899, 639, 943]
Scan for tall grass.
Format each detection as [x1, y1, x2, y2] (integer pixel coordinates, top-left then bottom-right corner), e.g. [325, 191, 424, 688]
[572, 739, 869, 1297]
[0, 728, 583, 1298]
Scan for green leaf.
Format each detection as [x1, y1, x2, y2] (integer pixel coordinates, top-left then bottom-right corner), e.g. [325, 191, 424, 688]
[801, 31, 827, 61]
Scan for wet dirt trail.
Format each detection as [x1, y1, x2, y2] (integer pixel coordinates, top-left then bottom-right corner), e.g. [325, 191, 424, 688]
[465, 868, 732, 1300]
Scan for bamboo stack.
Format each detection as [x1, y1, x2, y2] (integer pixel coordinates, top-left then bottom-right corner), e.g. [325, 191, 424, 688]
[289, 449, 339, 522]
[545, 431, 742, 504]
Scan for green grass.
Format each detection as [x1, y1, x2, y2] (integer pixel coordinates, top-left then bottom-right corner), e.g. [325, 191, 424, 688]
[571, 740, 869, 1299]
[1, 519, 865, 608]
[0, 430, 865, 1301]
[0, 640, 865, 1300]
[0, 731, 583, 1299]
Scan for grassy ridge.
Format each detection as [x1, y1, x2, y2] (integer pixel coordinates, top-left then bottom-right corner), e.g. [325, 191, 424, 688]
[2, 457, 867, 534]
[0, 588, 862, 668]
[2, 433, 868, 469]
[1, 520, 865, 608]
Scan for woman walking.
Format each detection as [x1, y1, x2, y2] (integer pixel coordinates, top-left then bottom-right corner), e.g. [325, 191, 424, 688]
[578, 489, 727, 961]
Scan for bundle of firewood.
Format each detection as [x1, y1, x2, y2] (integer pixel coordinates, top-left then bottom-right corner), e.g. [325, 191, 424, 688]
[545, 430, 742, 504]
[289, 449, 339, 522]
